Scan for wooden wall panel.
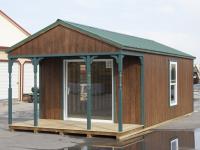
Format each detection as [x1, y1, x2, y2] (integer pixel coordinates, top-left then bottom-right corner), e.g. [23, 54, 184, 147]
[115, 56, 141, 124]
[10, 25, 117, 56]
[40, 58, 63, 119]
[144, 54, 193, 127]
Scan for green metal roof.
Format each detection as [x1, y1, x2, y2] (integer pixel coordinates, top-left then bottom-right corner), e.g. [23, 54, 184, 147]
[7, 19, 195, 59]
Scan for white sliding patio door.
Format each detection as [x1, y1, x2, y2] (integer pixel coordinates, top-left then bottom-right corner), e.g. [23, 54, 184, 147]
[64, 59, 114, 122]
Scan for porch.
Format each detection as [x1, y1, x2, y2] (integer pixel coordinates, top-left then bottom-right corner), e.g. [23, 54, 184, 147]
[8, 53, 144, 129]
[10, 119, 143, 140]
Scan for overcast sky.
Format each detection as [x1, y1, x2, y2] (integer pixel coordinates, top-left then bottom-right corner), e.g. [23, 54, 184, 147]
[1, 0, 199, 63]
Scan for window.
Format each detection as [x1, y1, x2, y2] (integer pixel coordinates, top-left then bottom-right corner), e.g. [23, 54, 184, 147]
[169, 61, 177, 106]
[170, 138, 179, 150]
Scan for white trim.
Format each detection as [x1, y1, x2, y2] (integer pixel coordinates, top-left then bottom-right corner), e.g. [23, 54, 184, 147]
[63, 59, 114, 123]
[111, 60, 114, 123]
[170, 138, 179, 150]
[63, 60, 66, 119]
[66, 117, 113, 123]
[169, 61, 178, 106]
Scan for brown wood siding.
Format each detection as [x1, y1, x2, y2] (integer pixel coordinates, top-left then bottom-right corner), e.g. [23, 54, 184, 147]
[115, 56, 141, 124]
[10, 25, 117, 56]
[144, 54, 193, 127]
[40, 58, 63, 119]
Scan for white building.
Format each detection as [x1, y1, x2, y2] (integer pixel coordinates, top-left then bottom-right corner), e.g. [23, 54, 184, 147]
[0, 10, 34, 101]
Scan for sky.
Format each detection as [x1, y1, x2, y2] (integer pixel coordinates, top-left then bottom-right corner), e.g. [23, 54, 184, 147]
[1, 0, 200, 63]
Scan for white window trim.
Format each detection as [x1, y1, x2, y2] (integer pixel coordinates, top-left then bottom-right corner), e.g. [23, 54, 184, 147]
[169, 61, 178, 106]
[170, 138, 179, 150]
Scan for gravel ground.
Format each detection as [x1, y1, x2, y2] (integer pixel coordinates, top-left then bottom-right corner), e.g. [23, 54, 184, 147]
[0, 102, 85, 150]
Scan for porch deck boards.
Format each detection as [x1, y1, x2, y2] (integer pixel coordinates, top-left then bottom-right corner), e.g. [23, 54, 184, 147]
[9, 119, 143, 140]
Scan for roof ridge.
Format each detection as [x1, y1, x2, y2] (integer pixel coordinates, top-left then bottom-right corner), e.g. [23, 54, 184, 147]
[62, 19, 152, 42]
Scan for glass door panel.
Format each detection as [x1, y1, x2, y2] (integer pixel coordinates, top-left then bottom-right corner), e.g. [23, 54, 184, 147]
[91, 61, 112, 120]
[66, 60, 113, 121]
[67, 62, 87, 119]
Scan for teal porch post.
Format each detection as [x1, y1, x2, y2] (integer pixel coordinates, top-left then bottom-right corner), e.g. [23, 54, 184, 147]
[86, 56, 91, 130]
[118, 54, 124, 132]
[139, 56, 145, 126]
[31, 58, 42, 126]
[81, 56, 96, 130]
[112, 54, 124, 132]
[8, 59, 15, 125]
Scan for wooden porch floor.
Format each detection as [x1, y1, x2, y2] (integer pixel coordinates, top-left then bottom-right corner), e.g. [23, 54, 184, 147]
[9, 119, 143, 140]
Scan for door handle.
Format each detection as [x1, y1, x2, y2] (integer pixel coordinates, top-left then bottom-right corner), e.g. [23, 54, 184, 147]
[67, 87, 70, 95]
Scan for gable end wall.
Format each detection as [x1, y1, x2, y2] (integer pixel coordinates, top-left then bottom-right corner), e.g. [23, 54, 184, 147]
[9, 25, 118, 56]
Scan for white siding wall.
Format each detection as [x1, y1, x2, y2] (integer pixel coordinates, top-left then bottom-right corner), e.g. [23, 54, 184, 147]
[0, 11, 30, 101]
[0, 14, 28, 47]
[0, 51, 8, 59]
[24, 63, 39, 94]
[0, 62, 19, 100]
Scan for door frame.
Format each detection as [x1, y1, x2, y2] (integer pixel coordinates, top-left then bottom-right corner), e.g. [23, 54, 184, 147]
[63, 59, 114, 123]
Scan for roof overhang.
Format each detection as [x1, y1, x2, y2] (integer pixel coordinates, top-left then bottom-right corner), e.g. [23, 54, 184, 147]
[8, 50, 144, 59]
[0, 46, 9, 51]
[123, 47, 196, 60]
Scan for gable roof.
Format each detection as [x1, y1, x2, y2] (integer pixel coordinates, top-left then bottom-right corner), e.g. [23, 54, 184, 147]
[0, 10, 30, 36]
[7, 19, 194, 59]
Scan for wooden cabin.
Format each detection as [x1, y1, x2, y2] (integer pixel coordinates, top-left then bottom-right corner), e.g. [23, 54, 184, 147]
[7, 19, 194, 140]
